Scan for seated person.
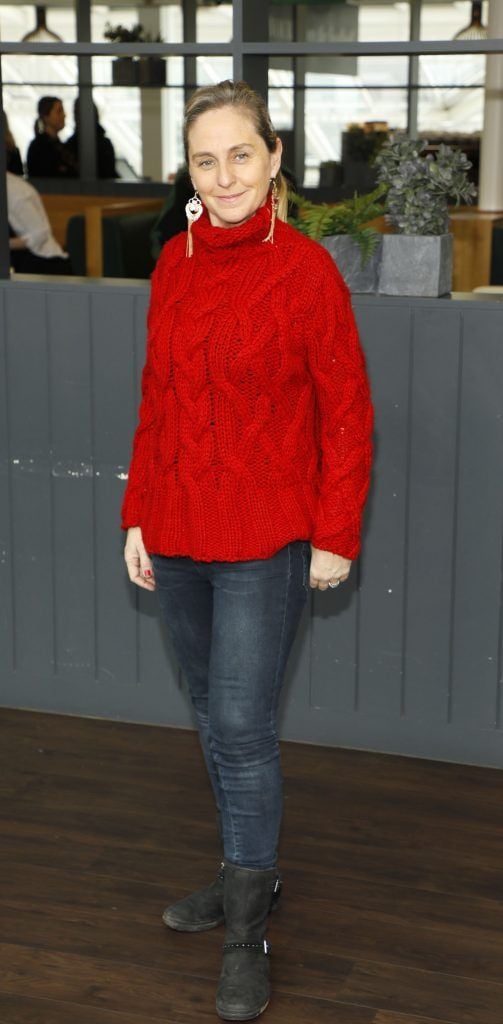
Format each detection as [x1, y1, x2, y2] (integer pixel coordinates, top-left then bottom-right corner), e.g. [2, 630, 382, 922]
[4, 113, 23, 175]
[66, 99, 118, 179]
[26, 96, 78, 178]
[7, 171, 72, 274]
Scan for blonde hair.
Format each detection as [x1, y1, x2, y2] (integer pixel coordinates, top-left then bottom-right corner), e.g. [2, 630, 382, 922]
[183, 80, 288, 222]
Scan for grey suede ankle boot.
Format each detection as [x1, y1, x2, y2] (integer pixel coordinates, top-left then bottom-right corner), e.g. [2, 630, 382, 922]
[216, 861, 280, 1021]
[162, 862, 282, 934]
[162, 862, 226, 931]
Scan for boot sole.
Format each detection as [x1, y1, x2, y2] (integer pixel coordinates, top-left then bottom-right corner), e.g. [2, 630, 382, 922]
[162, 911, 224, 932]
[162, 897, 281, 933]
[216, 997, 269, 1021]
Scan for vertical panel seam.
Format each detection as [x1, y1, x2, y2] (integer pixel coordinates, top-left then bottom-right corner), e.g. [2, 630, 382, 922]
[307, 589, 315, 712]
[2, 288, 17, 669]
[447, 312, 464, 726]
[47, 290, 58, 676]
[354, 560, 361, 713]
[495, 422, 503, 730]
[400, 307, 414, 718]
[90, 292, 99, 682]
[134, 295, 141, 688]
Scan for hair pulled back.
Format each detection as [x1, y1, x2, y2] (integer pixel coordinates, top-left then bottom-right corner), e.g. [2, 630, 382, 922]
[35, 95, 60, 135]
[183, 80, 288, 221]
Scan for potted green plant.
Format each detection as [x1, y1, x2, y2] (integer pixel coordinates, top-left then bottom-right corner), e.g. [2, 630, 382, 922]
[374, 137, 476, 296]
[105, 23, 142, 86]
[289, 185, 387, 293]
[104, 23, 166, 88]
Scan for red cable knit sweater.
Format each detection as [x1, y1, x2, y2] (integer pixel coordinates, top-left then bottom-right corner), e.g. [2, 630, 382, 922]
[121, 201, 373, 561]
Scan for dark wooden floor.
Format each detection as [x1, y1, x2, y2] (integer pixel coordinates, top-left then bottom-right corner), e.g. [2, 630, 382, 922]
[1, 709, 503, 1024]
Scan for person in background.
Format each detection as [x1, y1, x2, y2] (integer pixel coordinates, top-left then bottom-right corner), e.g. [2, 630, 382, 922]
[122, 79, 373, 1021]
[7, 171, 72, 274]
[26, 96, 78, 178]
[150, 166, 195, 258]
[4, 113, 23, 175]
[66, 99, 118, 179]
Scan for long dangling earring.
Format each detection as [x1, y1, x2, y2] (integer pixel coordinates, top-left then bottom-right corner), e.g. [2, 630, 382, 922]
[185, 189, 203, 258]
[263, 177, 279, 245]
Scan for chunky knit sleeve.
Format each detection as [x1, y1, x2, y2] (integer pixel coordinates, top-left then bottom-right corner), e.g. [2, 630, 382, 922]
[306, 251, 373, 559]
[120, 247, 171, 530]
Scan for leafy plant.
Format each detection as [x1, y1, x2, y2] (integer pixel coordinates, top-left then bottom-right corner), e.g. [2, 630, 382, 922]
[374, 137, 476, 235]
[288, 184, 387, 266]
[104, 22, 163, 43]
[345, 125, 388, 164]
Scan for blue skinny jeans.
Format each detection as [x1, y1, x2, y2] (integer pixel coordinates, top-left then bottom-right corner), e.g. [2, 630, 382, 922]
[152, 541, 310, 870]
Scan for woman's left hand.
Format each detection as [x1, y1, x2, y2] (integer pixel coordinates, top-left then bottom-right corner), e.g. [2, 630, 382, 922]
[309, 545, 351, 591]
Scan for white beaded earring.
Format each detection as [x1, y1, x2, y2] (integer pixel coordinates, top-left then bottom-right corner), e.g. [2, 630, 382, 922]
[185, 189, 203, 258]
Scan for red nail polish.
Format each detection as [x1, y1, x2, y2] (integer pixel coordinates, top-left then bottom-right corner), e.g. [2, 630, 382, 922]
[143, 569, 152, 578]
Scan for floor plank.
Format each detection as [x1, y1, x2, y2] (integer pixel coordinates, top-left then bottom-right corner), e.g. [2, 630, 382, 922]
[338, 960, 503, 1024]
[0, 993, 173, 1024]
[374, 1015, 469, 1024]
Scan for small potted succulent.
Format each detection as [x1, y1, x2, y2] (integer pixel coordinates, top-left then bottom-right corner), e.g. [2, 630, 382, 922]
[104, 23, 166, 88]
[289, 184, 387, 293]
[374, 137, 476, 296]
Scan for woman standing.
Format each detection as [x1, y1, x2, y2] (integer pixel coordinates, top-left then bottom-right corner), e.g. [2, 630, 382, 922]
[122, 80, 373, 1021]
[26, 96, 77, 178]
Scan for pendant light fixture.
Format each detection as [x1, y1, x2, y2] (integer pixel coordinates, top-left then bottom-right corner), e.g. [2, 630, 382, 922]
[21, 6, 62, 43]
[454, 1, 487, 41]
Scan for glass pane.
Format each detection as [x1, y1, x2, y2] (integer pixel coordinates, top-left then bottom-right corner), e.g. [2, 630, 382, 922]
[269, 69, 294, 132]
[166, 57, 185, 176]
[358, 3, 410, 42]
[91, 4, 183, 45]
[300, 52, 408, 188]
[3, 61, 78, 177]
[196, 56, 233, 87]
[89, 75, 142, 179]
[0, 4, 75, 42]
[164, 88, 185, 180]
[418, 54, 485, 134]
[95, 75, 184, 183]
[197, 3, 232, 44]
[304, 79, 407, 188]
[420, 1, 488, 40]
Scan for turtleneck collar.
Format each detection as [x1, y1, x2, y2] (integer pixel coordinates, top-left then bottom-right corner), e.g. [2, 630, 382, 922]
[191, 197, 272, 252]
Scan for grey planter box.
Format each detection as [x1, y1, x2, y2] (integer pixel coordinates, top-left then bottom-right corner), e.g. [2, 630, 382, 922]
[321, 235, 382, 294]
[378, 233, 453, 297]
[112, 57, 138, 87]
[138, 57, 166, 87]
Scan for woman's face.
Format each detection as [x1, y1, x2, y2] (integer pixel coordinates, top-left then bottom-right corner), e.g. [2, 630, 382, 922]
[44, 100, 65, 134]
[187, 106, 282, 229]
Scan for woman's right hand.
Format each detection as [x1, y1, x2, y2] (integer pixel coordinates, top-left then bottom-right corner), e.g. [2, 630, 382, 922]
[124, 527, 156, 591]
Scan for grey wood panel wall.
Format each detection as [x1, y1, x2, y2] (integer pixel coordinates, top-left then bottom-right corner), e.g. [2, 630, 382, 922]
[1, 279, 502, 767]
